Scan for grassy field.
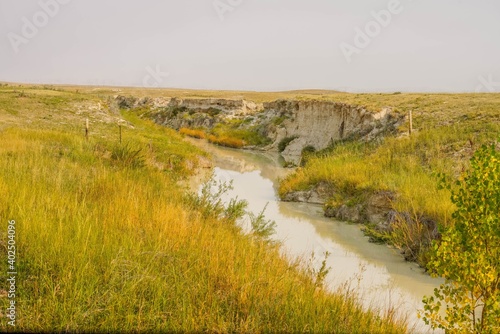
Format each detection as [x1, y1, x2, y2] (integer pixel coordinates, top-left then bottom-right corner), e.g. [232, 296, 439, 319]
[279, 93, 500, 265]
[0, 84, 406, 332]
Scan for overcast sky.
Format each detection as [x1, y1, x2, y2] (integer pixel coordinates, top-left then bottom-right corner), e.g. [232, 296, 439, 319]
[1, 0, 499, 92]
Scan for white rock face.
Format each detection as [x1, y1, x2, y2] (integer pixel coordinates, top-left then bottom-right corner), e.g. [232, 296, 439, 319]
[265, 100, 401, 164]
[281, 137, 308, 166]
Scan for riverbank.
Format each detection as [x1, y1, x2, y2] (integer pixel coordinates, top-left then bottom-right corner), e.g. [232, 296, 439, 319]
[186, 137, 443, 332]
[0, 84, 406, 332]
[119, 88, 500, 267]
[279, 94, 500, 266]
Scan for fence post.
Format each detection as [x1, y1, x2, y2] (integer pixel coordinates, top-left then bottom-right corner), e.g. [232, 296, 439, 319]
[408, 110, 413, 136]
[85, 118, 89, 141]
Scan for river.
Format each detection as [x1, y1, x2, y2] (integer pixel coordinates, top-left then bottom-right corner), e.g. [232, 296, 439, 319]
[187, 138, 443, 333]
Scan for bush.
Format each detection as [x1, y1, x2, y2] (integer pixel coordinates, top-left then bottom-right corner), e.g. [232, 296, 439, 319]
[421, 142, 500, 333]
[300, 145, 316, 166]
[272, 115, 287, 126]
[166, 106, 188, 117]
[278, 136, 299, 153]
[206, 107, 221, 117]
[249, 203, 276, 241]
[185, 177, 247, 224]
[110, 142, 145, 168]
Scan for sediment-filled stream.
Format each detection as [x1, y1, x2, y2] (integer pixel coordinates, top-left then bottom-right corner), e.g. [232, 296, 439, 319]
[188, 138, 443, 333]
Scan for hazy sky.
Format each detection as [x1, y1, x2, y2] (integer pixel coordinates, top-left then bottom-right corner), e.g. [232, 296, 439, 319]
[1, 0, 499, 92]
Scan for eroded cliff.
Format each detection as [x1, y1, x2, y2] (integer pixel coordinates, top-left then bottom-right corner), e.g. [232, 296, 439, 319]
[115, 95, 405, 165]
[262, 100, 403, 164]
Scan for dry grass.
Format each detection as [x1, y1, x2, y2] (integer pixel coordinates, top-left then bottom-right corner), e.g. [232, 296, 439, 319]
[207, 134, 245, 149]
[0, 84, 407, 333]
[178, 128, 247, 149]
[179, 127, 207, 139]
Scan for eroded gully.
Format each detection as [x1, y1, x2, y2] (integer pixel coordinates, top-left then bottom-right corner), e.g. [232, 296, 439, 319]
[187, 138, 443, 333]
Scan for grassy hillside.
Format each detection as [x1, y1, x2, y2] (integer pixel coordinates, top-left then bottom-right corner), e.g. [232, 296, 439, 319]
[0, 84, 406, 332]
[279, 93, 500, 265]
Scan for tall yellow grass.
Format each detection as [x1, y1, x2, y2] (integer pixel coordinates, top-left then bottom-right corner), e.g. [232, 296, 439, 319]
[0, 85, 407, 332]
[179, 127, 247, 148]
[179, 127, 206, 139]
[207, 134, 245, 148]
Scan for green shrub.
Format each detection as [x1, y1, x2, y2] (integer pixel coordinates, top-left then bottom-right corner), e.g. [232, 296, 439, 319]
[421, 142, 500, 333]
[300, 145, 316, 166]
[272, 115, 287, 126]
[110, 142, 145, 168]
[278, 136, 299, 152]
[206, 107, 221, 117]
[249, 203, 276, 241]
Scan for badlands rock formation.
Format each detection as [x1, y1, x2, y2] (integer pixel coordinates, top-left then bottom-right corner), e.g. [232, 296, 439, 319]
[114, 96, 405, 165]
[262, 100, 402, 164]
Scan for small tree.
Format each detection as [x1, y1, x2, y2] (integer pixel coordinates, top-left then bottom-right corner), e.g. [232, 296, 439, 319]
[421, 143, 500, 333]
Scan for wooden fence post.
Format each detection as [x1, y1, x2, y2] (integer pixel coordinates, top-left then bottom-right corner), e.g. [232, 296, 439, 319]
[408, 110, 413, 136]
[85, 118, 89, 141]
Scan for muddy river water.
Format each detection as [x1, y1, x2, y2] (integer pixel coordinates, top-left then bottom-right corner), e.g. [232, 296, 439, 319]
[188, 138, 443, 333]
